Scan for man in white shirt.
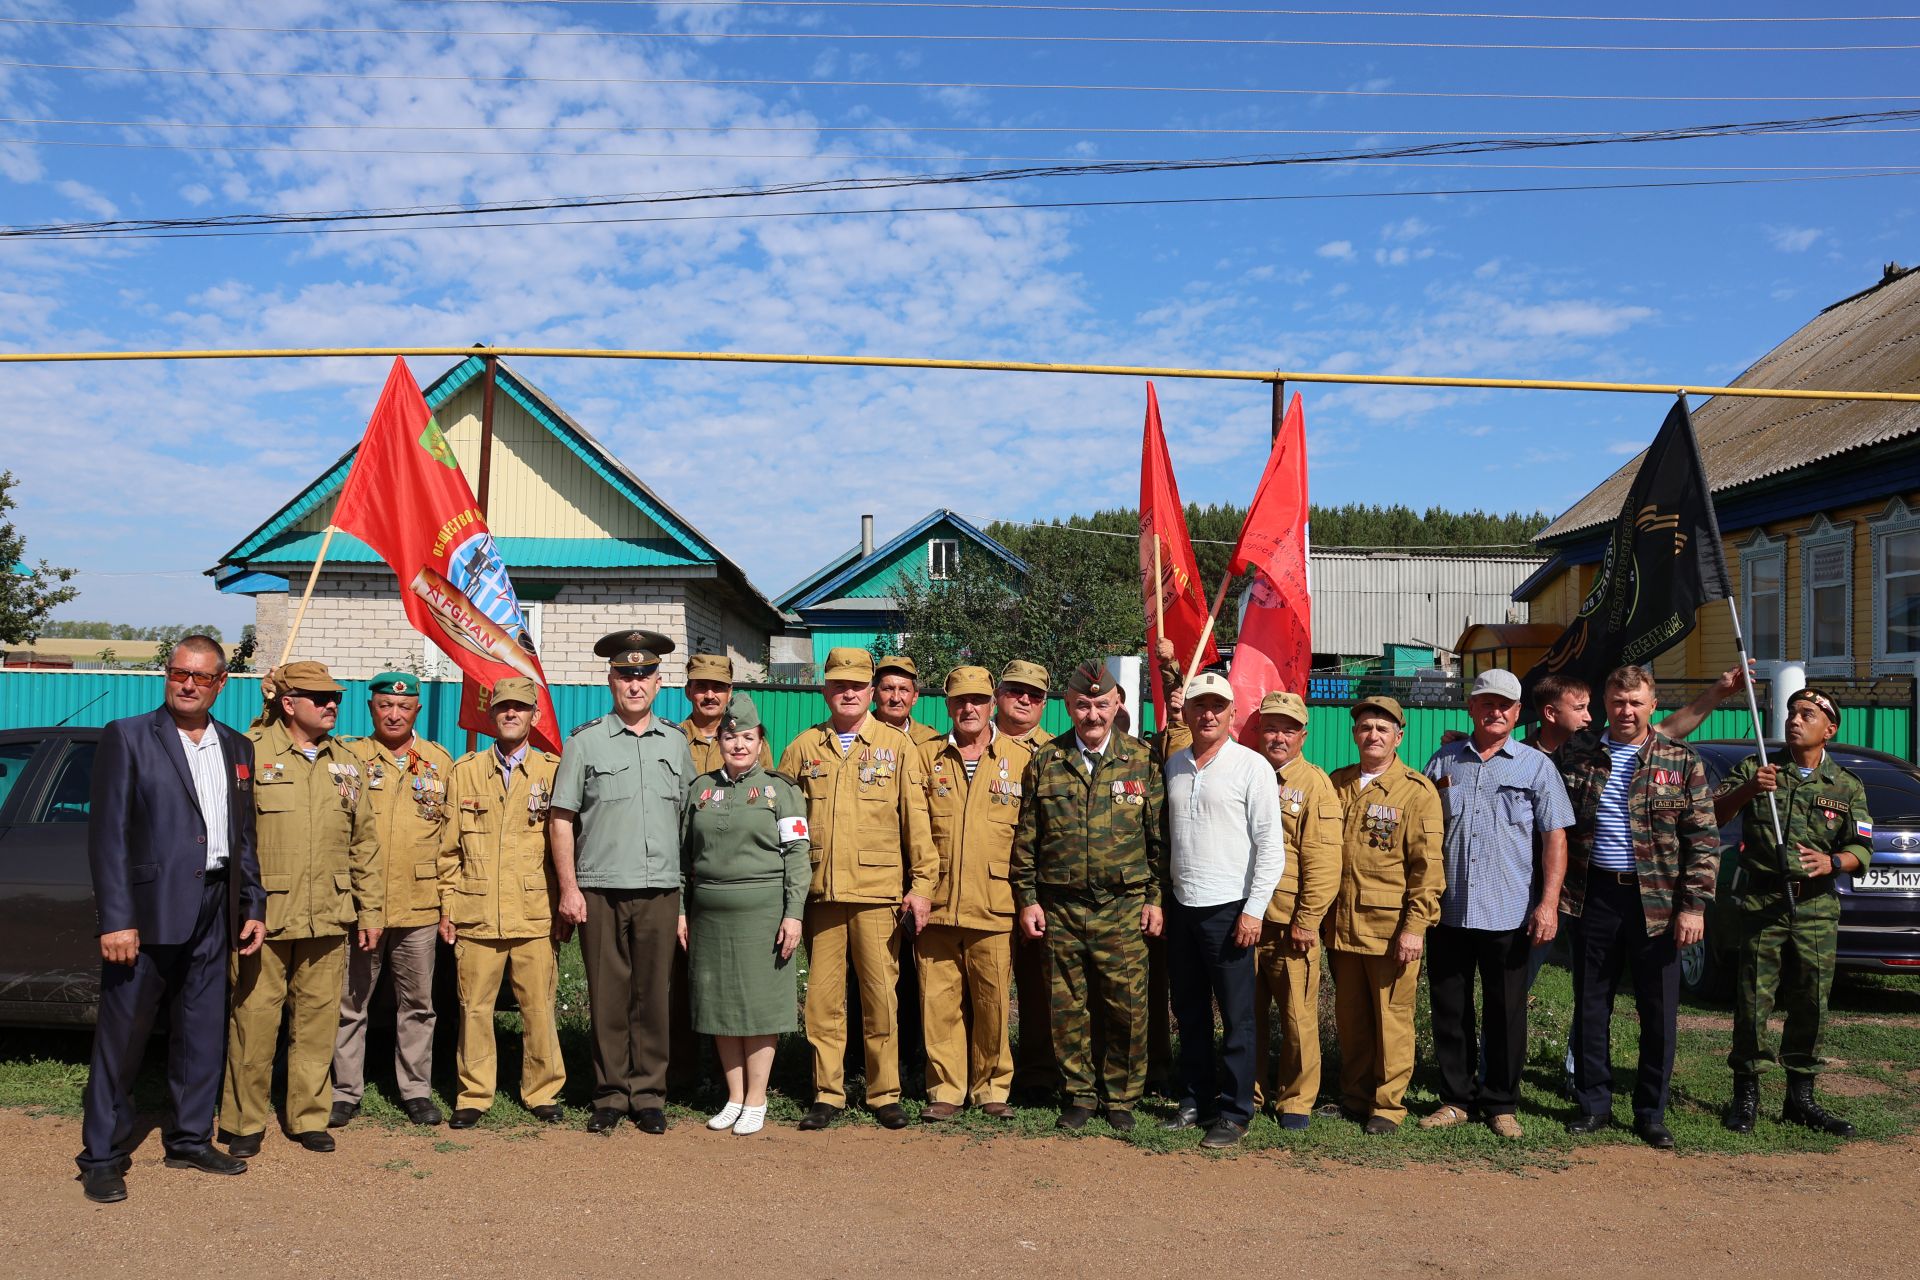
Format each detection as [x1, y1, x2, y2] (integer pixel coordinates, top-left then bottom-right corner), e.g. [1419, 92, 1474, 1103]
[1160, 673, 1285, 1148]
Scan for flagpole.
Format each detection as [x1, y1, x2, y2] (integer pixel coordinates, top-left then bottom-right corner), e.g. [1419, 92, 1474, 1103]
[1723, 595, 1791, 916]
[277, 525, 337, 667]
[1152, 537, 1166, 639]
[466, 353, 500, 755]
[1185, 573, 1233, 688]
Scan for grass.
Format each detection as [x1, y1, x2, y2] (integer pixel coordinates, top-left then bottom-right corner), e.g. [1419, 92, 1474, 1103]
[6, 937, 1915, 1168]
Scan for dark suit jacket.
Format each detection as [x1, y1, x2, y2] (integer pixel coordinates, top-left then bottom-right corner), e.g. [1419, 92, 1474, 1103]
[88, 707, 266, 946]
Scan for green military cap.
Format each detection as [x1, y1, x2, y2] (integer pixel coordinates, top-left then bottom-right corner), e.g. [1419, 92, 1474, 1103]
[944, 665, 994, 698]
[1066, 660, 1121, 698]
[998, 659, 1050, 693]
[1788, 686, 1841, 725]
[876, 654, 918, 681]
[1258, 690, 1309, 725]
[595, 627, 673, 671]
[823, 646, 875, 682]
[274, 659, 343, 694]
[686, 652, 734, 685]
[368, 671, 420, 698]
[719, 690, 762, 734]
[1351, 694, 1405, 727]
[491, 676, 539, 708]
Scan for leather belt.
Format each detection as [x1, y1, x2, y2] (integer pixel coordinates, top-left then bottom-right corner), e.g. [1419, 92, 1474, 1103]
[1595, 870, 1638, 886]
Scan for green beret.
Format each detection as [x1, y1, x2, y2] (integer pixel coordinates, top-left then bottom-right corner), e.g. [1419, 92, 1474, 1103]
[368, 671, 420, 698]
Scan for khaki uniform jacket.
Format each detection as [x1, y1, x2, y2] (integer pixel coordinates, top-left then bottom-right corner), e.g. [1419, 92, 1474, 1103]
[440, 746, 562, 940]
[345, 735, 453, 928]
[892, 719, 945, 748]
[678, 717, 773, 778]
[778, 716, 937, 905]
[994, 720, 1050, 750]
[1327, 757, 1444, 955]
[917, 731, 1035, 931]
[247, 722, 384, 938]
[1266, 755, 1343, 932]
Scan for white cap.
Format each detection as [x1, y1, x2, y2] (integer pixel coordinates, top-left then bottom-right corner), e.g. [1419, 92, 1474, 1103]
[1470, 668, 1523, 701]
[1184, 672, 1235, 703]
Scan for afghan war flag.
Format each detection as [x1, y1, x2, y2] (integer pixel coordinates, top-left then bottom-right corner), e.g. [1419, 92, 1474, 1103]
[1226, 391, 1311, 740]
[331, 357, 562, 753]
[1522, 396, 1731, 711]
[1140, 381, 1219, 727]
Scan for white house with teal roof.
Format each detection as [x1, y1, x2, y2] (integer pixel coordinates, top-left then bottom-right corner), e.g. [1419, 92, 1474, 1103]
[210, 356, 785, 685]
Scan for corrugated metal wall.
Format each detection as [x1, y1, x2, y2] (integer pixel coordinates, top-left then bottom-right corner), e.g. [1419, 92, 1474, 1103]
[1309, 554, 1538, 657]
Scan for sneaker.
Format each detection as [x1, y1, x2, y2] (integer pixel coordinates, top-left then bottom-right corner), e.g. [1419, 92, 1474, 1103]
[1488, 1113, 1524, 1140]
[732, 1105, 767, 1136]
[707, 1102, 744, 1131]
[1419, 1104, 1471, 1130]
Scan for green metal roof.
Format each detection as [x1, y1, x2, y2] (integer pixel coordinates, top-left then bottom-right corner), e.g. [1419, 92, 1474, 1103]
[244, 530, 706, 571]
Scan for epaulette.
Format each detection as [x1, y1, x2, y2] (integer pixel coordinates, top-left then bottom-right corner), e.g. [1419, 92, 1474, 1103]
[453, 749, 484, 767]
[536, 749, 563, 764]
[568, 717, 602, 739]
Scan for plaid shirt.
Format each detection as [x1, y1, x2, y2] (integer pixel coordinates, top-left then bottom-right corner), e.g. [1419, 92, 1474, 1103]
[1554, 731, 1719, 937]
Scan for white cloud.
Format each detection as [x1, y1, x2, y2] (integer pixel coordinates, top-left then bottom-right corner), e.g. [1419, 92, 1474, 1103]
[1607, 440, 1644, 456]
[1494, 300, 1655, 340]
[1767, 226, 1824, 253]
[1317, 240, 1355, 261]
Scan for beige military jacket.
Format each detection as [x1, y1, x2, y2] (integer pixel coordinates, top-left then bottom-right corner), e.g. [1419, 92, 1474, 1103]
[1266, 754, 1343, 932]
[778, 715, 937, 905]
[679, 717, 773, 778]
[439, 744, 562, 940]
[247, 721, 384, 938]
[1327, 756, 1445, 955]
[917, 730, 1034, 931]
[345, 735, 453, 928]
[994, 719, 1050, 750]
[883, 718, 944, 748]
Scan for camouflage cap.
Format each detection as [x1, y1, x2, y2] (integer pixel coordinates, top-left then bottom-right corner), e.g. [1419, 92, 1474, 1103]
[594, 628, 673, 670]
[944, 665, 994, 698]
[876, 654, 918, 681]
[719, 690, 762, 734]
[686, 652, 734, 685]
[823, 647, 875, 683]
[275, 659, 343, 694]
[1066, 660, 1121, 698]
[490, 676, 539, 708]
[1351, 694, 1406, 727]
[1788, 686, 1841, 725]
[998, 659, 1050, 694]
[1258, 690, 1309, 725]
[368, 671, 421, 698]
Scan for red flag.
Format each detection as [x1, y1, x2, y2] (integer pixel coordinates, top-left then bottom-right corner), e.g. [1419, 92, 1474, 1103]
[331, 358, 562, 753]
[1139, 382, 1218, 727]
[1227, 392, 1311, 739]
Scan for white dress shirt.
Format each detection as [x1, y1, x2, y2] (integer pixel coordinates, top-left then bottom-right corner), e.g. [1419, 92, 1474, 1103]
[1164, 737, 1286, 911]
[177, 725, 231, 872]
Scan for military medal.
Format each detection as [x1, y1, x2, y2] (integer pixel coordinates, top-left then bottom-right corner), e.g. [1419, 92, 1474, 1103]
[369, 762, 385, 789]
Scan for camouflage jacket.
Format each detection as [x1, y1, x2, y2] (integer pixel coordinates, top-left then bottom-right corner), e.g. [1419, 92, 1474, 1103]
[1011, 731, 1167, 909]
[1555, 732, 1719, 936]
[1717, 749, 1873, 886]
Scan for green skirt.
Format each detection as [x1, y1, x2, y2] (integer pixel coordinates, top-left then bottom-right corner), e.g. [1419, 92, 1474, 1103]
[687, 878, 798, 1037]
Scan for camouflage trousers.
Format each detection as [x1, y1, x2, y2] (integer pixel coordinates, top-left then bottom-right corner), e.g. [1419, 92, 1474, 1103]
[1729, 887, 1839, 1076]
[1041, 889, 1149, 1110]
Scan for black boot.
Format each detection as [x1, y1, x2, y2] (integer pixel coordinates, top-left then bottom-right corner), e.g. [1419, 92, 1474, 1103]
[1723, 1073, 1760, 1133]
[1782, 1073, 1854, 1137]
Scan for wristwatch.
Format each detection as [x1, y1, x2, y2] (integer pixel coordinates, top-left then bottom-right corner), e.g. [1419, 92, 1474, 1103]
[1830, 852, 1847, 877]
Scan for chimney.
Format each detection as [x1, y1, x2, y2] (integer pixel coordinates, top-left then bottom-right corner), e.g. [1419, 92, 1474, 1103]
[860, 513, 875, 559]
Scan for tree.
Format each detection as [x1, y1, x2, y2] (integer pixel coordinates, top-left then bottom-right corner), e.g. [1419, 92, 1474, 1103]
[0, 471, 79, 645]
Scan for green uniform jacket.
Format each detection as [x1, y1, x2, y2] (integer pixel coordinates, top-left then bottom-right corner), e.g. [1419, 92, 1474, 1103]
[679, 763, 811, 921]
[1717, 749, 1873, 890]
[1011, 730, 1167, 910]
[345, 735, 453, 928]
[247, 722, 384, 938]
[1556, 732, 1719, 937]
[440, 746, 562, 940]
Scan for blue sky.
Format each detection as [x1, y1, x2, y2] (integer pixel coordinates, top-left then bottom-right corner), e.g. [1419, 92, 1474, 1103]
[2, 1, 1916, 635]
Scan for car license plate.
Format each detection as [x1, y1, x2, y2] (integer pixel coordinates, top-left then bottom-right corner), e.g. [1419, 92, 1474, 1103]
[1854, 867, 1920, 892]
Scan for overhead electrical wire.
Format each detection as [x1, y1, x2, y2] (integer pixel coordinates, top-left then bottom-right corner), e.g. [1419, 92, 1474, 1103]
[399, 0, 1920, 20]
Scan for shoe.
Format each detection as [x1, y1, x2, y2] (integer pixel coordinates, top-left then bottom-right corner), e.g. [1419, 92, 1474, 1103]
[402, 1098, 442, 1126]
[1201, 1119, 1248, 1149]
[1419, 1104, 1471, 1130]
[447, 1109, 483, 1130]
[707, 1102, 745, 1131]
[531, 1105, 564, 1124]
[227, 1133, 263, 1158]
[79, 1167, 128, 1204]
[872, 1103, 909, 1130]
[1105, 1108, 1135, 1133]
[1782, 1073, 1855, 1137]
[920, 1101, 961, 1123]
[1565, 1112, 1611, 1135]
[585, 1107, 626, 1135]
[1279, 1113, 1311, 1132]
[634, 1108, 668, 1135]
[328, 1101, 358, 1129]
[798, 1103, 842, 1131]
[1634, 1119, 1675, 1150]
[1363, 1116, 1398, 1136]
[1161, 1106, 1203, 1132]
[294, 1131, 335, 1153]
[1055, 1105, 1094, 1131]
[732, 1105, 767, 1136]
[162, 1147, 247, 1175]
[1487, 1113, 1524, 1140]
[979, 1102, 1016, 1119]
[1724, 1073, 1760, 1134]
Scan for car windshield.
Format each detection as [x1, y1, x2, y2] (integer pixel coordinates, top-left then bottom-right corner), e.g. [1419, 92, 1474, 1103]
[1695, 742, 1920, 824]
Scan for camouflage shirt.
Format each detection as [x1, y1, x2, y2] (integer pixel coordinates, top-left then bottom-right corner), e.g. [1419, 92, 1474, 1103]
[1011, 731, 1167, 909]
[1717, 749, 1873, 885]
[1555, 731, 1719, 936]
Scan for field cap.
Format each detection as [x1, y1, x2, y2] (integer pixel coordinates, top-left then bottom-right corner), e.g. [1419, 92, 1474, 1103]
[1184, 672, 1234, 703]
[1470, 668, 1523, 702]
[595, 627, 673, 671]
[944, 666, 994, 698]
[1066, 660, 1121, 698]
[686, 653, 734, 684]
[823, 647, 876, 683]
[719, 691, 762, 734]
[998, 659, 1050, 693]
[876, 654, 919, 681]
[1258, 691, 1309, 725]
[276, 660, 343, 694]
[368, 672, 420, 697]
[1788, 686, 1840, 725]
[491, 676, 539, 708]
[1351, 695, 1406, 727]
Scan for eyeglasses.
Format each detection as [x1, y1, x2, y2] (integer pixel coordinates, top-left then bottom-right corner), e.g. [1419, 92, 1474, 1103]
[166, 667, 223, 688]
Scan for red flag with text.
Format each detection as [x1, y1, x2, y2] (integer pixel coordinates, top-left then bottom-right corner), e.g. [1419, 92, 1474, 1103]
[1139, 382, 1219, 727]
[1227, 392, 1311, 740]
[330, 358, 562, 753]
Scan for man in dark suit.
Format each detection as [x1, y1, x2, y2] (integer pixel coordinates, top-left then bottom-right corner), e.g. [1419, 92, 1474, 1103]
[76, 635, 266, 1203]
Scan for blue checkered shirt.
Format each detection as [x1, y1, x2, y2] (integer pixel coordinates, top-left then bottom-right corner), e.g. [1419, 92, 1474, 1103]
[1424, 736, 1575, 932]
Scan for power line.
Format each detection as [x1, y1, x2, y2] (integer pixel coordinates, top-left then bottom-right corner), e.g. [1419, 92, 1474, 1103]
[978, 517, 1543, 550]
[401, 0, 1920, 22]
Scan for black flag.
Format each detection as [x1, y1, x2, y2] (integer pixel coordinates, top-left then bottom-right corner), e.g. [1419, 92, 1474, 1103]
[1523, 397, 1731, 708]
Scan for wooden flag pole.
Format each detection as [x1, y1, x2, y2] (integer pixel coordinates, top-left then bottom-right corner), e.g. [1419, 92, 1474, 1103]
[1723, 594, 1792, 915]
[1184, 573, 1233, 689]
[277, 525, 338, 667]
[1152, 537, 1166, 639]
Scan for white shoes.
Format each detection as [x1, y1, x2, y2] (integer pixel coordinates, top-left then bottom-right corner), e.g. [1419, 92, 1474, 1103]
[707, 1102, 743, 1131]
[732, 1105, 767, 1136]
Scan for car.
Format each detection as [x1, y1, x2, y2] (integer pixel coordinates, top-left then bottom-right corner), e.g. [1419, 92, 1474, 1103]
[1684, 739, 1920, 996]
[0, 726, 102, 1024]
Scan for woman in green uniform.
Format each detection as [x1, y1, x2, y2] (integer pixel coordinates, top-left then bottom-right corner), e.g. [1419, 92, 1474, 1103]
[678, 692, 809, 1136]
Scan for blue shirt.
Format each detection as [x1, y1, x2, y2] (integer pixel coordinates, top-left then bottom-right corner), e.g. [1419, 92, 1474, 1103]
[1590, 737, 1645, 873]
[1425, 736, 1575, 931]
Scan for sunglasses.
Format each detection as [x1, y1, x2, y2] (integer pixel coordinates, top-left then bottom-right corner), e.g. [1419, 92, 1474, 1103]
[1001, 687, 1046, 703]
[166, 667, 223, 688]
[291, 691, 343, 707]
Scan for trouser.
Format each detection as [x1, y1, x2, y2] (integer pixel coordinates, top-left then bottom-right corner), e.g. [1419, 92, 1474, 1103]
[1010, 928, 1059, 1093]
[78, 876, 229, 1171]
[1330, 947, 1421, 1124]
[916, 924, 1014, 1105]
[1044, 890, 1148, 1111]
[1730, 888, 1839, 1077]
[1146, 933, 1174, 1086]
[1429, 924, 1530, 1116]
[1571, 873, 1679, 1124]
[1166, 898, 1258, 1126]
[222, 934, 349, 1138]
[804, 901, 904, 1108]
[580, 887, 678, 1112]
[332, 922, 437, 1105]
[1252, 921, 1323, 1116]
[666, 943, 705, 1088]
[845, 924, 927, 1077]
[454, 936, 567, 1110]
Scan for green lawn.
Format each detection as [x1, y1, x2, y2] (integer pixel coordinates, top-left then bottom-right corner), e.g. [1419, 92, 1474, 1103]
[6, 940, 1915, 1167]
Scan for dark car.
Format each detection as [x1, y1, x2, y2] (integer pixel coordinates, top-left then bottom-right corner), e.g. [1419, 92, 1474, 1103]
[0, 726, 102, 1024]
[1685, 739, 1920, 995]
